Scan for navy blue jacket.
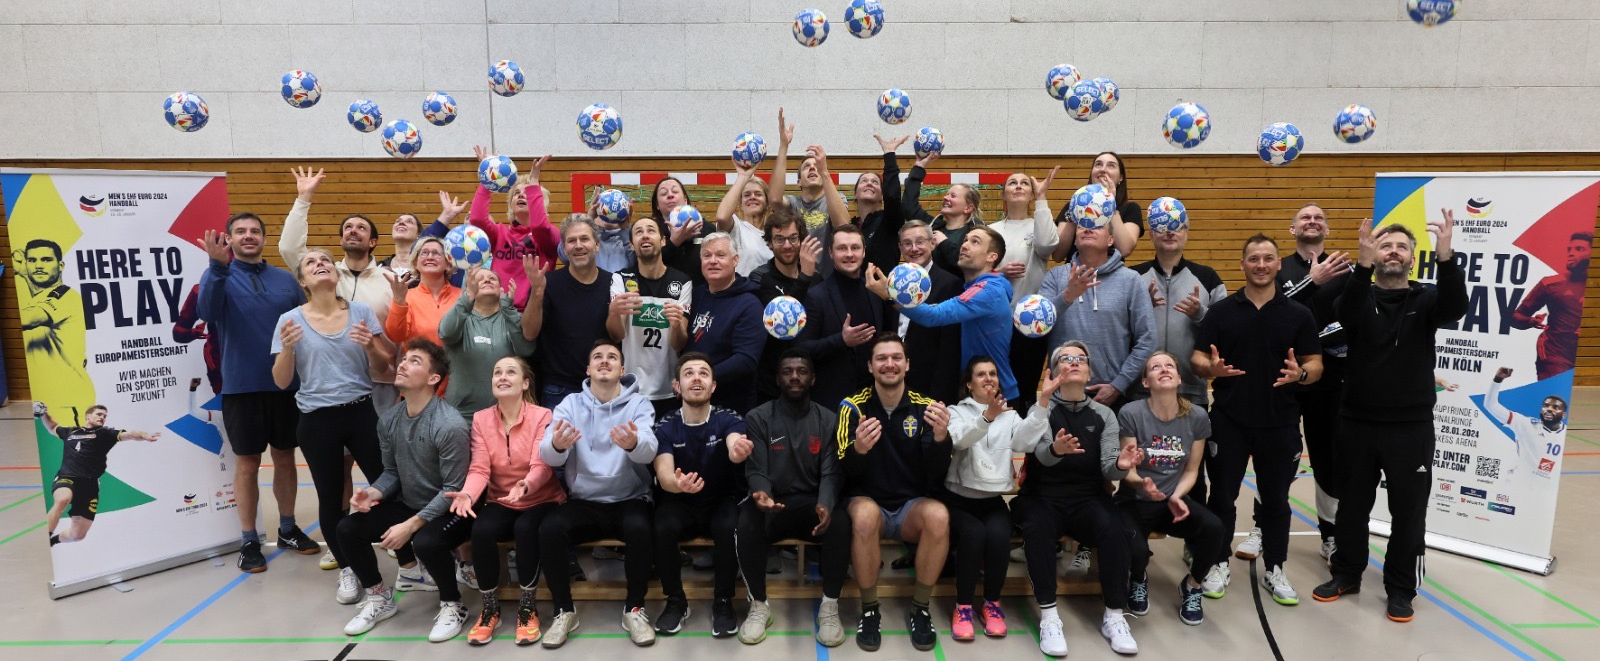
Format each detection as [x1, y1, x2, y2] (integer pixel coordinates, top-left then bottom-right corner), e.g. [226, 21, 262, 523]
[687, 276, 768, 414]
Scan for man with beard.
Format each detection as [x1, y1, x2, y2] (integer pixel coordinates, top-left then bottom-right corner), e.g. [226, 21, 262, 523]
[1486, 366, 1568, 483]
[836, 333, 951, 652]
[524, 216, 614, 409]
[735, 350, 850, 646]
[1510, 233, 1590, 379]
[685, 233, 768, 415]
[1191, 234, 1322, 608]
[749, 207, 822, 403]
[1314, 213, 1466, 623]
[797, 226, 895, 408]
[608, 218, 693, 419]
[649, 354, 751, 638]
[199, 213, 320, 572]
[14, 238, 96, 425]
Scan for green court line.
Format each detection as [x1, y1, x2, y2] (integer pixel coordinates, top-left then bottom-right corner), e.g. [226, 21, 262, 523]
[1483, 562, 1600, 627]
[0, 521, 44, 548]
[0, 640, 141, 647]
[1009, 597, 1053, 661]
[932, 634, 948, 661]
[1513, 623, 1599, 630]
[1563, 433, 1600, 448]
[0, 491, 42, 513]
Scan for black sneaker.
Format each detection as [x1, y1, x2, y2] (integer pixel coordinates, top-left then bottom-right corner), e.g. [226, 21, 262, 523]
[1311, 577, 1362, 603]
[277, 526, 322, 555]
[569, 557, 587, 583]
[655, 596, 690, 634]
[49, 533, 60, 547]
[238, 541, 267, 573]
[711, 599, 737, 638]
[1128, 576, 1150, 616]
[1386, 594, 1415, 622]
[1178, 579, 1204, 625]
[907, 604, 937, 651]
[856, 605, 882, 651]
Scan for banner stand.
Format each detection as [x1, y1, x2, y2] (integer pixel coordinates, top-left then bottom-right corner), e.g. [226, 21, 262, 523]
[1368, 520, 1555, 576]
[49, 540, 239, 599]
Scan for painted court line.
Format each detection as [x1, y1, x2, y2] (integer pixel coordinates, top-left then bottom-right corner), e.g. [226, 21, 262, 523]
[119, 522, 321, 661]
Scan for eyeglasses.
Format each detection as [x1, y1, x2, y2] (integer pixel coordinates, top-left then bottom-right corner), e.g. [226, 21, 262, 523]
[1056, 355, 1088, 365]
[771, 235, 801, 245]
[899, 239, 930, 248]
[416, 249, 446, 258]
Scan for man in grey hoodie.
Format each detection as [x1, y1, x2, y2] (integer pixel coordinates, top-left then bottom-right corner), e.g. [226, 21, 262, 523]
[1038, 222, 1157, 411]
[537, 339, 660, 648]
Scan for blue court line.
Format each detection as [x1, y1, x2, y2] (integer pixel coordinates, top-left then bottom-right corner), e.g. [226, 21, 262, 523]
[1240, 479, 1536, 661]
[119, 522, 321, 661]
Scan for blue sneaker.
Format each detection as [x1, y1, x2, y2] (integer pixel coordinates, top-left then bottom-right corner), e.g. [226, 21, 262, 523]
[1128, 577, 1150, 616]
[1179, 580, 1205, 625]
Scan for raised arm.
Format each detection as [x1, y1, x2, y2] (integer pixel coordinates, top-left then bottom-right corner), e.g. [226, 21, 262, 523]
[768, 108, 795, 217]
[716, 161, 759, 230]
[810, 145, 851, 229]
[277, 167, 324, 269]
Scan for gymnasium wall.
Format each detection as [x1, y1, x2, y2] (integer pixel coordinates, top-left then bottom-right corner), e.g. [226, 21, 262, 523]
[3, 152, 1599, 400]
[3, 2, 1600, 159]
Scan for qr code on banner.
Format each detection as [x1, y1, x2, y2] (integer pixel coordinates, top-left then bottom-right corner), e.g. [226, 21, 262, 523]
[1475, 456, 1501, 480]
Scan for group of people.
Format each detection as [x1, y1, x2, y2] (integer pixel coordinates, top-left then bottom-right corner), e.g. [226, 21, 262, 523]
[168, 108, 1472, 656]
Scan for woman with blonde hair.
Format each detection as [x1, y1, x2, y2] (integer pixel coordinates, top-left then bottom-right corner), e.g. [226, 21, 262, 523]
[384, 235, 461, 347]
[902, 147, 983, 276]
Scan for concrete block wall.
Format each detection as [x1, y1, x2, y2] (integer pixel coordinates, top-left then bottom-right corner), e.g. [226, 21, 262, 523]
[1, 0, 1596, 158]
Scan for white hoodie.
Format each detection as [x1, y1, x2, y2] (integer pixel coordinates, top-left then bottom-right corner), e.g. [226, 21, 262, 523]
[945, 396, 1045, 499]
[540, 374, 659, 503]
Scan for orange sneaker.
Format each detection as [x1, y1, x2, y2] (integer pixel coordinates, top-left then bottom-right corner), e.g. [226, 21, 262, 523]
[467, 610, 500, 646]
[516, 607, 542, 645]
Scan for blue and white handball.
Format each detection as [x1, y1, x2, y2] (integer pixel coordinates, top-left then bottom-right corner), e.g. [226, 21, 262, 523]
[1012, 294, 1057, 338]
[793, 8, 830, 47]
[668, 204, 702, 231]
[845, 0, 884, 38]
[1045, 63, 1082, 101]
[578, 103, 623, 150]
[1068, 184, 1117, 229]
[1408, 0, 1457, 26]
[1147, 197, 1189, 234]
[914, 126, 944, 160]
[163, 92, 209, 132]
[1064, 79, 1106, 122]
[280, 70, 321, 108]
[1092, 77, 1120, 112]
[596, 189, 633, 225]
[381, 119, 423, 159]
[887, 262, 932, 308]
[732, 132, 768, 169]
[1162, 102, 1211, 149]
[423, 92, 458, 126]
[445, 224, 494, 272]
[488, 60, 525, 96]
[347, 99, 381, 133]
[1334, 104, 1377, 144]
[478, 155, 519, 193]
[877, 88, 912, 125]
[1258, 122, 1304, 166]
[763, 296, 808, 340]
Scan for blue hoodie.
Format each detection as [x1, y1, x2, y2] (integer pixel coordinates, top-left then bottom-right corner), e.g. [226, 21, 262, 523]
[197, 258, 304, 394]
[686, 275, 768, 414]
[896, 271, 1017, 400]
[541, 374, 659, 503]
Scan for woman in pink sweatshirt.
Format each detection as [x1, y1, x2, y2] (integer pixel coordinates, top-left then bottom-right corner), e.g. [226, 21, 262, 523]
[443, 355, 564, 646]
[468, 146, 561, 311]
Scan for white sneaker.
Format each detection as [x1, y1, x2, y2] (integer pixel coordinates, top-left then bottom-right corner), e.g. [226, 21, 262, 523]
[1100, 612, 1138, 655]
[507, 550, 518, 572]
[319, 551, 338, 570]
[1202, 562, 1230, 599]
[1320, 537, 1337, 564]
[397, 564, 438, 592]
[815, 599, 845, 647]
[1009, 545, 1027, 563]
[622, 606, 656, 646]
[343, 586, 398, 635]
[1262, 566, 1299, 606]
[429, 601, 469, 642]
[593, 545, 626, 560]
[1038, 615, 1068, 657]
[1066, 547, 1093, 575]
[543, 610, 580, 649]
[456, 561, 479, 590]
[739, 599, 773, 644]
[1234, 527, 1263, 560]
[336, 567, 361, 604]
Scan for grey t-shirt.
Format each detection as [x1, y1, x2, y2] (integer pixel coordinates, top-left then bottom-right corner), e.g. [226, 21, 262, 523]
[271, 302, 384, 412]
[788, 194, 836, 278]
[1115, 398, 1211, 501]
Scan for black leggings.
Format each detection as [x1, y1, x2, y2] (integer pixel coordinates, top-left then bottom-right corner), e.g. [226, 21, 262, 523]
[298, 399, 383, 568]
[1205, 411, 1301, 569]
[1012, 494, 1136, 609]
[471, 501, 558, 590]
[335, 501, 473, 601]
[735, 495, 850, 601]
[1121, 497, 1227, 585]
[940, 492, 1010, 605]
[539, 498, 654, 612]
[654, 497, 739, 602]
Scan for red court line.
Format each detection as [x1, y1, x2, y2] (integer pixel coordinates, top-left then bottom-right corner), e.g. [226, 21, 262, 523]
[1564, 451, 1600, 456]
